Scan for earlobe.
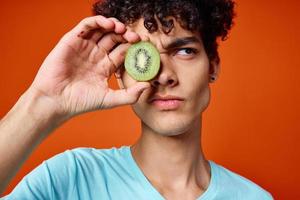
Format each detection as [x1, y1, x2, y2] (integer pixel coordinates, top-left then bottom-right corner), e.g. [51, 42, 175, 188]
[209, 59, 220, 83]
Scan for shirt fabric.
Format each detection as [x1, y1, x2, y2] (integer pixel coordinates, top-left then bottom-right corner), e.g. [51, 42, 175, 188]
[2, 146, 274, 200]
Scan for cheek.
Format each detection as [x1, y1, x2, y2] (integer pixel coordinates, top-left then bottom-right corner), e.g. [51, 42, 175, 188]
[190, 75, 211, 113]
[177, 62, 210, 110]
[179, 62, 209, 94]
[191, 73, 209, 95]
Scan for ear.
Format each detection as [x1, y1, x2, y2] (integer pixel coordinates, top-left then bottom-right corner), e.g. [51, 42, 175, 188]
[209, 58, 220, 83]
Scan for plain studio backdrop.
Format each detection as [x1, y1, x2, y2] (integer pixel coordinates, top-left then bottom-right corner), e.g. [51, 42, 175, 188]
[0, 0, 299, 199]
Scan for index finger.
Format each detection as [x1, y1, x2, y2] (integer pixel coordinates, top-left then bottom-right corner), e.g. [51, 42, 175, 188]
[109, 17, 140, 43]
[71, 15, 124, 39]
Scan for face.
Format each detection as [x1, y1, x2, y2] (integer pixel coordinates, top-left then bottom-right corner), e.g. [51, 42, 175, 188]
[120, 18, 218, 136]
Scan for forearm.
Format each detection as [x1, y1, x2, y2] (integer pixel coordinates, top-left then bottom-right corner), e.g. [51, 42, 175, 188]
[0, 88, 67, 194]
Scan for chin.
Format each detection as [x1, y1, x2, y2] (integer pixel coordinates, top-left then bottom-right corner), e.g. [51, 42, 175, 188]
[154, 126, 190, 137]
[141, 113, 197, 136]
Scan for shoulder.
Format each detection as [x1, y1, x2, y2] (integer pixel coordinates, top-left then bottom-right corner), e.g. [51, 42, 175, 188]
[45, 146, 125, 170]
[210, 161, 274, 200]
[2, 147, 123, 199]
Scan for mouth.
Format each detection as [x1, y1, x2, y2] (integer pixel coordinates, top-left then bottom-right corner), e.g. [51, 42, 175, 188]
[148, 95, 184, 110]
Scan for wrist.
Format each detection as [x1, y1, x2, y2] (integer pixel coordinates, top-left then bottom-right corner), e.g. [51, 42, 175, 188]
[17, 88, 70, 130]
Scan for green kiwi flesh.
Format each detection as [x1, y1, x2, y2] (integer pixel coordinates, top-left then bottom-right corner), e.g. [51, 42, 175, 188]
[125, 41, 160, 81]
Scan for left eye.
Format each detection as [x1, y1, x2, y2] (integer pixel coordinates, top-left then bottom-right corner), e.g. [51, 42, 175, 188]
[176, 48, 197, 55]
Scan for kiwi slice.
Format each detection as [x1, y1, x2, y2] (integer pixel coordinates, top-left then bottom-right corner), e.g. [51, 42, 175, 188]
[124, 41, 160, 81]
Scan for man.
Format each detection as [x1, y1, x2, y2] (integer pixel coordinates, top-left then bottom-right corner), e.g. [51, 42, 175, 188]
[0, 0, 273, 199]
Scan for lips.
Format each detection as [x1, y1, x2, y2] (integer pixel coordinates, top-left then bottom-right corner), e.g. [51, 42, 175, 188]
[148, 95, 184, 110]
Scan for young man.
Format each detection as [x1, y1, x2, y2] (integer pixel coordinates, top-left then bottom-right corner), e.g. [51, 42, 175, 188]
[0, 0, 273, 199]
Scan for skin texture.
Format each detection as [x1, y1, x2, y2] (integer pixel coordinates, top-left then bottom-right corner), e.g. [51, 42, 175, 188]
[0, 15, 150, 194]
[117, 18, 220, 199]
[0, 15, 219, 199]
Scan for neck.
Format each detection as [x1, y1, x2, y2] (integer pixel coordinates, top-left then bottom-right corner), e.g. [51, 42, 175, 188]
[130, 115, 211, 196]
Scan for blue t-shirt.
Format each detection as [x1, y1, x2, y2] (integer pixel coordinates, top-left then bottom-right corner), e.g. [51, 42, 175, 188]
[2, 146, 273, 200]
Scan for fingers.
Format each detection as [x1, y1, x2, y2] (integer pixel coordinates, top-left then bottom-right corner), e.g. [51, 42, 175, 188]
[74, 16, 115, 38]
[64, 15, 143, 77]
[96, 32, 140, 74]
[109, 17, 141, 42]
[96, 25, 141, 52]
[76, 16, 127, 43]
[97, 30, 140, 49]
[106, 43, 130, 71]
[98, 33, 127, 53]
[103, 82, 151, 108]
[108, 17, 127, 34]
[66, 15, 126, 43]
[91, 35, 131, 76]
[91, 17, 126, 43]
[63, 15, 141, 46]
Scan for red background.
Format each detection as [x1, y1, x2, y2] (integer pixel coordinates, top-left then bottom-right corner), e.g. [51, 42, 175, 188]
[1, 0, 299, 199]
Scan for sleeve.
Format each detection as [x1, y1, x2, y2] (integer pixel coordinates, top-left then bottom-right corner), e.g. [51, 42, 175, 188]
[2, 150, 77, 200]
[261, 190, 274, 200]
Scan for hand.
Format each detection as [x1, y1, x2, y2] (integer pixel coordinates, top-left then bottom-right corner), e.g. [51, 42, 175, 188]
[29, 15, 150, 118]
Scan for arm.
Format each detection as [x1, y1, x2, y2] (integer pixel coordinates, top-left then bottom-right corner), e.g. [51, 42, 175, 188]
[0, 15, 150, 195]
[0, 89, 66, 194]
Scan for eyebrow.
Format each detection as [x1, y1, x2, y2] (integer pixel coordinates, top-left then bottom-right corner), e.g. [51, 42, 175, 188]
[163, 36, 202, 50]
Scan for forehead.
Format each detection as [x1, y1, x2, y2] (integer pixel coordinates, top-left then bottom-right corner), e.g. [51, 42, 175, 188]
[126, 17, 201, 49]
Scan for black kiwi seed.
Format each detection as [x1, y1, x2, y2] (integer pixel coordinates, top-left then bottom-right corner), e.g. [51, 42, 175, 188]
[124, 41, 160, 81]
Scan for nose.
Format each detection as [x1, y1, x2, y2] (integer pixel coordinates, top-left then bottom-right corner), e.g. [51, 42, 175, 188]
[150, 58, 178, 88]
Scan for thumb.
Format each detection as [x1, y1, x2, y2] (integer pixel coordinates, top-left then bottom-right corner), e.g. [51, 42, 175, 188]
[103, 82, 151, 108]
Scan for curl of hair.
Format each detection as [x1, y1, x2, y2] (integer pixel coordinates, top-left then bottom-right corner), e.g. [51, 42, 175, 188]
[92, 0, 235, 63]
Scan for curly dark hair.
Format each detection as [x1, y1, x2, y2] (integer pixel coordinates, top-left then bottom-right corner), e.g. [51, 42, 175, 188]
[92, 0, 235, 63]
